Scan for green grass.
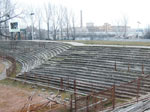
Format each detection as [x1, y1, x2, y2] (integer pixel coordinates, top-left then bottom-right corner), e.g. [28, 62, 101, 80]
[0, 79, 131, 112]
[0, 63, 5, 74]
[10, 62, 22, 78]
[0, 79, 38, 91]
[78, 40, 150, 46]
[0, 78, 71, 99]
[50, 57, 65, 61]
[61, 40, 150, 46]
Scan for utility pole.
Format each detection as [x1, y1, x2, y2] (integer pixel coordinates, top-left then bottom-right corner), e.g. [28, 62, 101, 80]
[80, 10, 83, 28]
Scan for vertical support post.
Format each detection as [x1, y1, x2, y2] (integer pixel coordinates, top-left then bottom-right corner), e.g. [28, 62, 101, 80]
[136, 78, 141, 102]
[48, 76, 50, 86]
[74, 80, 77, 112]
[74, 80, 76, 95]
[86, 96, 89, 112]
[114, 61, 117, 71]
[112, 84, 116, 110]
[70, 94, 73, 112]
[142, 63, 144, 74]
[60, 77, 63, 90]
[68, 76, 70, 89]
[23, 72, 27, 85]
[6, 69, 8, 76]
[24, 72, 26, 81]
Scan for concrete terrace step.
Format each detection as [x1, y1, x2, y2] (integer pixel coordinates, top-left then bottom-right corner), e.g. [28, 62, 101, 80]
[2, 41, 150, 99]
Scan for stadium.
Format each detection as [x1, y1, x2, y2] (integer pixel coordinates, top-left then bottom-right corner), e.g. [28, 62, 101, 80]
[0, 40, 150, 111]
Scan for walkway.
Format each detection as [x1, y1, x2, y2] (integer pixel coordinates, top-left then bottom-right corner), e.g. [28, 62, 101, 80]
[0, 60, 11, 80]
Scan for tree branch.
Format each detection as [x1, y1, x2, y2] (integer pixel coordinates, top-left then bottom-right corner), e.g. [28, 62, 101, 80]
[0, 13, 22, 24]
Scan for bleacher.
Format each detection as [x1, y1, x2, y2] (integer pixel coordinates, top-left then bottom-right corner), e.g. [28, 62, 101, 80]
[16, 45, 150, 98]
[1, 41, 150, 98]
[0, 41, 71, 73]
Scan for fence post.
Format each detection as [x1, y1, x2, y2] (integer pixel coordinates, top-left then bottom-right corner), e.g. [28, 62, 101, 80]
[68, 76, 70, 89]
[86, 96, 89, 112]
[70, 94, 73, 112]
[24, 72, 26, 81]
[136, 78, 141, 102]
[48, 76, 50, 86]
[23, 72, 27, 84]
[114, 61, 117, 71]
[74, 80, 77, 112]
[112, 84, 116, 110]
[6, 69, 8, 76]
[74, 80, 77, 95]
[142, 63, 144, 74]
[60, 77, 64, 90]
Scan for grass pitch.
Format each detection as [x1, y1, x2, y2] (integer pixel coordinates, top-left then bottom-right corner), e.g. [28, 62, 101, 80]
[62, 40, 150, 46]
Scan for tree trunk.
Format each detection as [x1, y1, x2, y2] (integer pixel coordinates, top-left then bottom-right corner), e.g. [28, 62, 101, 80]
[53, 29, 56, 40]
[39, 21, 41, 40]
[47, 22, 50, 39]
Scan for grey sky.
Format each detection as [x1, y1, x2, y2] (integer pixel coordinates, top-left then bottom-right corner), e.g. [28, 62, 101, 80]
[15, 0, 150, 28]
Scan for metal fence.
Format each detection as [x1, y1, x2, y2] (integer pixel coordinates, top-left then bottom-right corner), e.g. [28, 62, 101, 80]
[69, 75, 150, 112]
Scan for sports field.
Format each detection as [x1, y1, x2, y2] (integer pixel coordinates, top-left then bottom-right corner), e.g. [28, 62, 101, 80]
[72, 40, 150, 46]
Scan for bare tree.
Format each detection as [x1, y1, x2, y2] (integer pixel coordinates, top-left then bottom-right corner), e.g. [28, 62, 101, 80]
[51, 5, 60, 40]
[44, 2, 52, 39]
[64, 8, 70, 40]
[122, 15, 128, 38]
[35, 8, 43, 40]
[0, 0, 21, 39]
[113, 19, 123, 37]
[144, 25, 150, 39]
[70, 13, 76, 40]
[58, 5, 66, 40]
[56, 5, 77, 40]
[0, 0, 17, 24]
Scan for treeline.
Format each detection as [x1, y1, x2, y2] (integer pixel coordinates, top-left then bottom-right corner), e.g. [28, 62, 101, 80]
[0, 0, 77, 40]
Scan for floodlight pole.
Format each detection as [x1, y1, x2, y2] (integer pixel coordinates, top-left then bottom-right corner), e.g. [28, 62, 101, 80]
[30, 13, 34, 40]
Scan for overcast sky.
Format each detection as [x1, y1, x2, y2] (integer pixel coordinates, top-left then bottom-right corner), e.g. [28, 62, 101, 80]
[15, 0, 150, 28]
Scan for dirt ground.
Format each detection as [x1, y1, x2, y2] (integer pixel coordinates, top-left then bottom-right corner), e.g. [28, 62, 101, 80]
[0, 61, 68, 112]
[0, 84, 46, 112]
[0, 61, 48, 112]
